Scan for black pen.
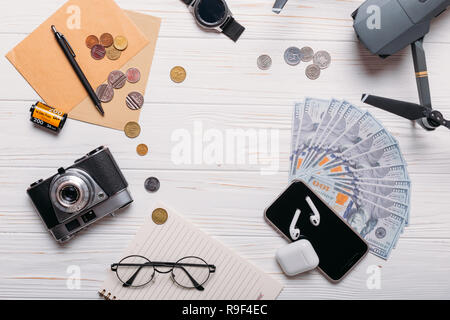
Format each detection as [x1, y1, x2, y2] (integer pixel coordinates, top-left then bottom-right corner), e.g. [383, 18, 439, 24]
[51, 25, 104, 116]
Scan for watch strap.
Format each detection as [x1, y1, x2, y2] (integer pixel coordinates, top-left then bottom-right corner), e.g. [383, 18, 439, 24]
[221, 17, 245, 42]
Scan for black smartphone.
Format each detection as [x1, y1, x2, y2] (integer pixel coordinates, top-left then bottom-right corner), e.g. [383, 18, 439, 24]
[264, 180, 368, 282]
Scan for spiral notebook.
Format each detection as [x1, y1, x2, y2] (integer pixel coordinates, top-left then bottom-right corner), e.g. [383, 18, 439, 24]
[99, 203, 283, 300]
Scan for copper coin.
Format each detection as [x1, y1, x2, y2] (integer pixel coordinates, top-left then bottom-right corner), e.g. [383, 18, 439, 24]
[152, 208, 167, 224]
[126, 68, 141, 84]
[96, 84, 114, 103]
[91, 44, 106, 60]
[124, 121, 141, 139]
[137, 144, 149, 156]
[100, 33, 114, 48]
[108, 70, 127, 89]
[126, 92, 144, 110]
[85, 35, 99, 49]
[114, 35, 128, 51]
[170, 66, 187, 83]
[106, 46, 121, 61]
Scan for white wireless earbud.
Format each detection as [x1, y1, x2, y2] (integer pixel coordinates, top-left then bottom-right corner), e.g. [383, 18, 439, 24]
[306, 196, 320, 227]
[289, 209, 301, 240]
[310, 215, 320, 227]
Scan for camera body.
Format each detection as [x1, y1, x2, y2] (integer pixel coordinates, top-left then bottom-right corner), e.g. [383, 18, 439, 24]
[27, 146, 133, 243]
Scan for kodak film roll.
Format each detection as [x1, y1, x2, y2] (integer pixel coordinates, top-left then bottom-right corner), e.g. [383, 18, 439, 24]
[30, 102, 67, 133]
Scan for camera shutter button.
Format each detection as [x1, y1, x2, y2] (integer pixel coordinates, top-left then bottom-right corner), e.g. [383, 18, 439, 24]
[30, 179, 43, 188]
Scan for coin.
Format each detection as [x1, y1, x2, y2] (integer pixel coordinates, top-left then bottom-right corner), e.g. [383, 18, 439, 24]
[85, 35, 99, 49]
[106, 46, 121, 61]
[152, 208, 168, 225]
[126, 92, 145, 110]
[146, 178, 161, 193]
[137, 144, 149, 156]
[305, 64, 321, 80]
[313, 50, 331, 69]
[284, 47, 303, 66]
[257, 54, 272, 70]
[126, 68, 141, 84]
[300, 47, 314, 62]
[96, 84, 114, 103]
[91, 44, 106, 60]
[114, 35, 128, 51]
[108, 70, 127, 89]
[170, 66, 187, 83]
[124, 121, 141, 139]
[100, 33, 114, 48]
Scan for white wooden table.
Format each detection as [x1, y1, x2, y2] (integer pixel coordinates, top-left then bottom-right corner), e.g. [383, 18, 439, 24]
[1, 0, 449, 300]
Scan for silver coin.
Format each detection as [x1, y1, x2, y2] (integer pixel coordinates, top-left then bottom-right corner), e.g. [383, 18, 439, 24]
[145, 177, 160, 193]
[305, 64, 321, 80]
[95, 84, 114, 103]
[313, 50, 331, 69]
[300, 47, 314, 62]
[257, 54, 272, 70]
[284, 47, 303, 66]
[126, 92, 144, 110]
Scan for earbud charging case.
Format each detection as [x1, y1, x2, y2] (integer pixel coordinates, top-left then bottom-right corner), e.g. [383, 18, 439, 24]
[276, 239, 319, 276]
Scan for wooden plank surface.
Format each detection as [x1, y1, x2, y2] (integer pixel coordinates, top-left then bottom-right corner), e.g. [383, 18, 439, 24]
[0, 0, 449, 299]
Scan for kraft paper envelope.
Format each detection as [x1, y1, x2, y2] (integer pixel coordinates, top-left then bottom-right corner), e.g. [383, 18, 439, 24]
[69, 11, 161, 130]
[6, 0, 149, 113]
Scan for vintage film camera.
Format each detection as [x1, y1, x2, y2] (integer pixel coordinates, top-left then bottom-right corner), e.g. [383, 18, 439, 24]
[27, 146, 133, 243]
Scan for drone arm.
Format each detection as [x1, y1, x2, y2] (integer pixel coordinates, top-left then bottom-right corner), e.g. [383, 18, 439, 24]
[411, 38, 432, 110]
[272, 0, 288, 14]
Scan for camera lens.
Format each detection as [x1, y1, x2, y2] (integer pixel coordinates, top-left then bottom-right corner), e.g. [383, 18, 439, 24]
[60, 185, 80, 204]
[51, 170, 93, 214]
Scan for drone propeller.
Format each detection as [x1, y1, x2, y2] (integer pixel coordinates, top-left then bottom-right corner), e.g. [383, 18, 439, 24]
[426, 109, 450, 130]
[361, 94, 427, 120]
[361, 94, 450, 130]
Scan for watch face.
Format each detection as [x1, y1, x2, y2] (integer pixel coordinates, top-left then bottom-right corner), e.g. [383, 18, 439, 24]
[195, 0, 227, 27]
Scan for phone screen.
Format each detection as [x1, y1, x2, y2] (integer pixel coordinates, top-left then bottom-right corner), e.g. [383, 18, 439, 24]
[265, 180, 368, 282]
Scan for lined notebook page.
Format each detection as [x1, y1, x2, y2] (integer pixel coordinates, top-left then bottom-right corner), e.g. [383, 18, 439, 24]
[99, 203, 283, 300]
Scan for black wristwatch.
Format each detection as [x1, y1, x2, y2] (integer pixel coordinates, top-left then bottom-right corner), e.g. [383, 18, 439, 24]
[182, 0, 245, 42]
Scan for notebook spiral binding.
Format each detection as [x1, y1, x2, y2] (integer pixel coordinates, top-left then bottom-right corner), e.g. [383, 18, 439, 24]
[98, 289, 117, 300]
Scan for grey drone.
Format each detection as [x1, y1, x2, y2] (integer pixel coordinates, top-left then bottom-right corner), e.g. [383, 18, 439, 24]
[353, 0, 450, 131]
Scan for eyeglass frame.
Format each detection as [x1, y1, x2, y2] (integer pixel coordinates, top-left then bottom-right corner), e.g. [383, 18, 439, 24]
[111, 255, 216, 291]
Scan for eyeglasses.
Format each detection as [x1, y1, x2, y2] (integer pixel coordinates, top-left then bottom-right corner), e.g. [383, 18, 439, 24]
[111, 255, 216, 291]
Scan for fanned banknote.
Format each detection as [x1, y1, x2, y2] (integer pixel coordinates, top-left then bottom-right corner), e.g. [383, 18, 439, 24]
[289, 98, 410, 260]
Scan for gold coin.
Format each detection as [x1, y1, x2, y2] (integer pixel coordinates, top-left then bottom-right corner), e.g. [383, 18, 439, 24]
[152, 208, 168, 225]
[170, 66, 187, 83]
[106, 46, 122, 60]
[137, 144, 149, 156]
[124, 121, 141, 139]
[100, 33, 114, 48]
[114, 35, 128, 51]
